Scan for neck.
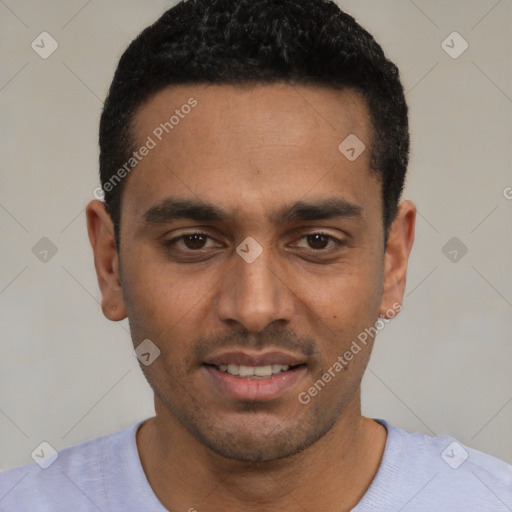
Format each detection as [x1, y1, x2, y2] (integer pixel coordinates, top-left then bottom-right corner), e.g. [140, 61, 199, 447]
[137, 391, 387, 512]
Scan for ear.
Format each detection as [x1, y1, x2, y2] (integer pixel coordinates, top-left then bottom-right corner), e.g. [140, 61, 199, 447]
[86, 200, 127, 321]
[379, 200, 416, 317]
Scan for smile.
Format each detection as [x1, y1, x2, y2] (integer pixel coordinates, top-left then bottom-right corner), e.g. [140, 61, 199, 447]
[215, 363, 291, 379]
[203, 364, 307, 401]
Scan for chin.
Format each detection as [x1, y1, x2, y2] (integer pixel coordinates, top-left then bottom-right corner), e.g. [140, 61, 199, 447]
[189, 412, 332, 462]
[201, 429, 313, 462]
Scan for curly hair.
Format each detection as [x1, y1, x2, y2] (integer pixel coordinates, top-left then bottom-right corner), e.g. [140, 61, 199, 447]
[99, 0, 409, 246]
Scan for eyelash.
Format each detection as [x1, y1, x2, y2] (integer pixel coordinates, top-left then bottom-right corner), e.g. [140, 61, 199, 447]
[298, 232, 342, 249]
[164, 232, 219, 250]
[164, 231, 344, 252]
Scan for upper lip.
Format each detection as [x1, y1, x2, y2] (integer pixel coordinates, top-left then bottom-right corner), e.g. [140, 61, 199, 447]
[203, 350, 307, 367]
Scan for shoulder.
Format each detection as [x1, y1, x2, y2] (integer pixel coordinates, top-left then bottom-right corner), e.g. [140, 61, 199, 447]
[392, 422, 512, 486]
[355, 420, 512, 512]
[0, 422, 141, 511]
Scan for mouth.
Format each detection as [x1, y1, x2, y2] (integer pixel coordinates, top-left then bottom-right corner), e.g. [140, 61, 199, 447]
[212, 363, 296, 379]
[202, 350, 308, 401]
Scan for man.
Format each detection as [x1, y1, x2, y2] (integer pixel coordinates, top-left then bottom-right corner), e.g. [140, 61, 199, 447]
[1, 0, 511, 510]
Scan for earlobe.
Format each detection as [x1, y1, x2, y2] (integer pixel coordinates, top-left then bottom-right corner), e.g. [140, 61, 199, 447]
[379, 200, 416, 317]
[86, 200, 127, 322]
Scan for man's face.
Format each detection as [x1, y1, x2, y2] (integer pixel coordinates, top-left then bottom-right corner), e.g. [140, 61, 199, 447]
[113, 83, 396, 461]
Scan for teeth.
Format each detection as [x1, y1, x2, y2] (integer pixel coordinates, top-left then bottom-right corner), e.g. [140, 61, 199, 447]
[238, 365, 254, 377]
[216, 364, 290, 378]
[227, 364, 238, 375]
[254, 365, 272, 377]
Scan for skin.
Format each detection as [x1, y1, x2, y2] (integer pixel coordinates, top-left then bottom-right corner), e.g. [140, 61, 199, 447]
[86, 83, 415, 512]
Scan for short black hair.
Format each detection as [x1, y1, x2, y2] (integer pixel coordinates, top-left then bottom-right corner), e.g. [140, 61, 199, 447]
[99, 0, 409, 247]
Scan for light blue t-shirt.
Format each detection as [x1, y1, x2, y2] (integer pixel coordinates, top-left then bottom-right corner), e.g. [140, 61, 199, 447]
[1, 419, 511, 511]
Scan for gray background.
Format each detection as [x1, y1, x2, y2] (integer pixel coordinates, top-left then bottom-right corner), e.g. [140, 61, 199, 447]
[1, 0, 511, 469]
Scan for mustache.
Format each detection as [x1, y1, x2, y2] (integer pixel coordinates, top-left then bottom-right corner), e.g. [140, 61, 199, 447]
[192, 325, 318, 362]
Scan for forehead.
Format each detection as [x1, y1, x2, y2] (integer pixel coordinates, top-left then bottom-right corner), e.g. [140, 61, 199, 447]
[133, 82, 371, 156]
[124, 83, 378, 225]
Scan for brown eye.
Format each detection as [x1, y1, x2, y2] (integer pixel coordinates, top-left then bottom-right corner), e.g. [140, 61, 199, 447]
[182, 234, 208, 249]
[307, 234, 330, 250]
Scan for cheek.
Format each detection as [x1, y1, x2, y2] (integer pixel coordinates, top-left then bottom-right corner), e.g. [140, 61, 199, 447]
[120, 251, 217, 340]
[295, 262, 382, 322]
[290, 259, 384, 369]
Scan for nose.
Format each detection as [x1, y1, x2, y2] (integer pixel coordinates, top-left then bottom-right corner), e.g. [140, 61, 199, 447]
[214, 246, 296, 333]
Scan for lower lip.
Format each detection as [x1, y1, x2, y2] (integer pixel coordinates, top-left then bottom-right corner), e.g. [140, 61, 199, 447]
[203, 365, 307, 402]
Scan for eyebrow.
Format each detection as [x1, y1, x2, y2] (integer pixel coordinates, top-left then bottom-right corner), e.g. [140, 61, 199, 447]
[143, 197, 363, 225]
[271, 198, 363, 224]
[144, 199, 227, 224]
